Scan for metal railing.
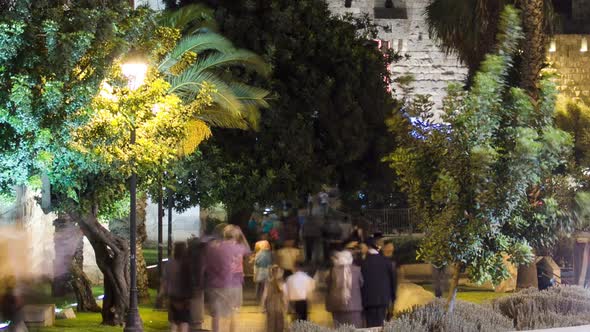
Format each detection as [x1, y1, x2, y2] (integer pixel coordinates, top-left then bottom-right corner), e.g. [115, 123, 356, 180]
[361, 208, 418, 235]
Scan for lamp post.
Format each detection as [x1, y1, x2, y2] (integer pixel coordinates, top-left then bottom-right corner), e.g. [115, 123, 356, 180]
[121, 62, 148, 332]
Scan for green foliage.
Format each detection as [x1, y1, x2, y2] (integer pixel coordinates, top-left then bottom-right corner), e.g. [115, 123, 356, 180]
[0, 0, 137, 194]
[493, 286, 590, 330]
[170, 0, 400, 215]
[157, 5, 271, 131]
[384, 6, 573, 286]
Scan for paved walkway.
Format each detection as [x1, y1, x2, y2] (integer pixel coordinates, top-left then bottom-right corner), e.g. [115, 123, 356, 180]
[197, 282, 434, 331]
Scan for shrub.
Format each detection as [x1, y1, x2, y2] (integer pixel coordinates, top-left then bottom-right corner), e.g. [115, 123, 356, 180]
[385, 299, 512, 332]
[289, 321, 356, 332]
[492, 285, 590, 330]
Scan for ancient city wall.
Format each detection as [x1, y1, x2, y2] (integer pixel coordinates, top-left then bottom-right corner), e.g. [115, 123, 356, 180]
[326, 0, 468, 110]
[548, 34, 590, 105]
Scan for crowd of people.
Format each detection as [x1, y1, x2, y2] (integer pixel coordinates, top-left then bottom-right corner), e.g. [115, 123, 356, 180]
[160, 208, 399, 332]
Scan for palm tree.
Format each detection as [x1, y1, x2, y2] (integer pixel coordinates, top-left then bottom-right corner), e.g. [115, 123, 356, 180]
[425, 0, 553, 97]
[158, 5, 271, 131]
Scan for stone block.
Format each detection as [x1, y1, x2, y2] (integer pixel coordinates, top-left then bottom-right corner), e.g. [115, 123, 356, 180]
[56, 308, 76, 320]
[23, 304, 55, 327]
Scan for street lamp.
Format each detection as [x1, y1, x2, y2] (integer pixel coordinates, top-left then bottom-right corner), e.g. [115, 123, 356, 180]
[121, 61, 148, 332]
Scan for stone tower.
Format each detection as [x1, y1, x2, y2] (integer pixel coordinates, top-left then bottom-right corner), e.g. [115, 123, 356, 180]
[325, 0, 468, 110]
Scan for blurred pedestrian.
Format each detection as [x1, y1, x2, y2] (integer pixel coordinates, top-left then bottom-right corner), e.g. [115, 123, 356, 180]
[187, 237, 207, 331]
[380, 240, 397, 320]
[361, 238, 396, 328]
[318, 191, 329, 216]
[253, 239, 272, 302]
[326, 250, 364, 328]
[0, 276, 27, 332]
[261, 265, 288, 332]
[322, 218, 342, 261]
[162, 242, 192, 332]
[302, 217, 322, 263]
[307, 193, 313, 216]
[275, 240, 302, 278]
[285, 261, 315, 322]
[205, 225, 251, 332]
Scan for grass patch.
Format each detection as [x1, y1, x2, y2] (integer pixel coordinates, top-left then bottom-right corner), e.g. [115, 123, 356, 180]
[143, 247, 159, 266]
[420, 284, 509, 304]
[36, 287, 167, 332]
[34, 306, 169, 332]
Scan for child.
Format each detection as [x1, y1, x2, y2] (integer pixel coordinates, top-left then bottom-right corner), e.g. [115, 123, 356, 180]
[285, 261, 315, 322]
[261, 265, 287, 332]
[253, 239, 272, 302]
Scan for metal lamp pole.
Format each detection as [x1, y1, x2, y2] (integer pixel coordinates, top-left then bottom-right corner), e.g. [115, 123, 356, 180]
[122, 62, 147, 332]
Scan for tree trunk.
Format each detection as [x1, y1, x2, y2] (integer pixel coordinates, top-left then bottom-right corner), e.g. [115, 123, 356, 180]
[517, 261, 539, 289]
[520, 0, 547, 100]
[136, 193, 150, 303]
[52, 214, 78, 297]
[53, 212, 101, 313]
[578, 243, 589, 286]
[76, 207, 130, 326]
[446, 263, 461, 313]
[71, 236, 101, 312]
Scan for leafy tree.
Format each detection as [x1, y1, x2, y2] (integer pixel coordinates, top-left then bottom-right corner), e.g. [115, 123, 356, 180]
[385, 6, 572, 310]
[168, 0, 400, 222]
[49, 66, 213, 324]
[426, 0, 554, 97]
[0, 0, 143, 313]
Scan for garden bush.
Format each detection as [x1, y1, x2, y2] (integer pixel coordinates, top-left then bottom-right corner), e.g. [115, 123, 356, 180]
[290, 321, 356, 332]
[385, 299, 512, 332]
[492, 285, 590, 330]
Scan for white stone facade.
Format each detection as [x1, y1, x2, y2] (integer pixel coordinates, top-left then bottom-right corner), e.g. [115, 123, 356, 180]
[326, 0, 468, 110]
[144, 197, 201, 243]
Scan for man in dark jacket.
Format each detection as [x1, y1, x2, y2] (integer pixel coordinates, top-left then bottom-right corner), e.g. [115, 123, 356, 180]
[360, 238, 397, 327]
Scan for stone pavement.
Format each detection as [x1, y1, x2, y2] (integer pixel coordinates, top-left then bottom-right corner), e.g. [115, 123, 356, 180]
[197, 282, 434, 331]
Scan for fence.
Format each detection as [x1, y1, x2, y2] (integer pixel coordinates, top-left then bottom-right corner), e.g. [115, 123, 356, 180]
[361, 208, 418, 235]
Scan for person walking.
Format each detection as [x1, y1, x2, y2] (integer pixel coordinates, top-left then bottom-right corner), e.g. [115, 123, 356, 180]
[162, 242, 192, 332]
[318, 191, 329, 216]
[322, 218, 342, 261]
[261, 265, 288, 332]
[253, 239, 272, 302]
[326, 250, 364, 328]
[187, 237, 207, 331]
[204, 225, 251, 332]
[360, 238, 396, 328]
[302, 216, 322, 263]
[285, 261, 315, 322]
[275, 240, 302, 278]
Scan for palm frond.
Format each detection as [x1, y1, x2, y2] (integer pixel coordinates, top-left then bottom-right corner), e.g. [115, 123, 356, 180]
[158, 4, 218, 35]
[187, 49, 271, 78]
[168, 69, 244, 115]
[194, 106, 250, 130]
[158, 33, 236, 73]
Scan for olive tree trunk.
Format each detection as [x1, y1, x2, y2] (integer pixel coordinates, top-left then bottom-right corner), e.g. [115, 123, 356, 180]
[76, 207, 130, 326]
[446, 263, 461, 313]
[71, 236, 101, 312]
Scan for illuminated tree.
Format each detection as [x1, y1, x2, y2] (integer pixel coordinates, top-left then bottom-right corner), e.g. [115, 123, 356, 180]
[385, 6, 572, 310]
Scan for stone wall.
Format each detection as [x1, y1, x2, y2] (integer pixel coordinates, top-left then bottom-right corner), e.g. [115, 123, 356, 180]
[0, 188, 55, 280]
[325, 0, 468, 110]
[547, 34, 590, 104]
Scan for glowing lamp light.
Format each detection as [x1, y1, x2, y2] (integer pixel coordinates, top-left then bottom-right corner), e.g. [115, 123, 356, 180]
[549, 39, 557, 53]
[121, 62, 148, 90]
[0, 321, 10, 329]
[581, 37, 588, 53]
